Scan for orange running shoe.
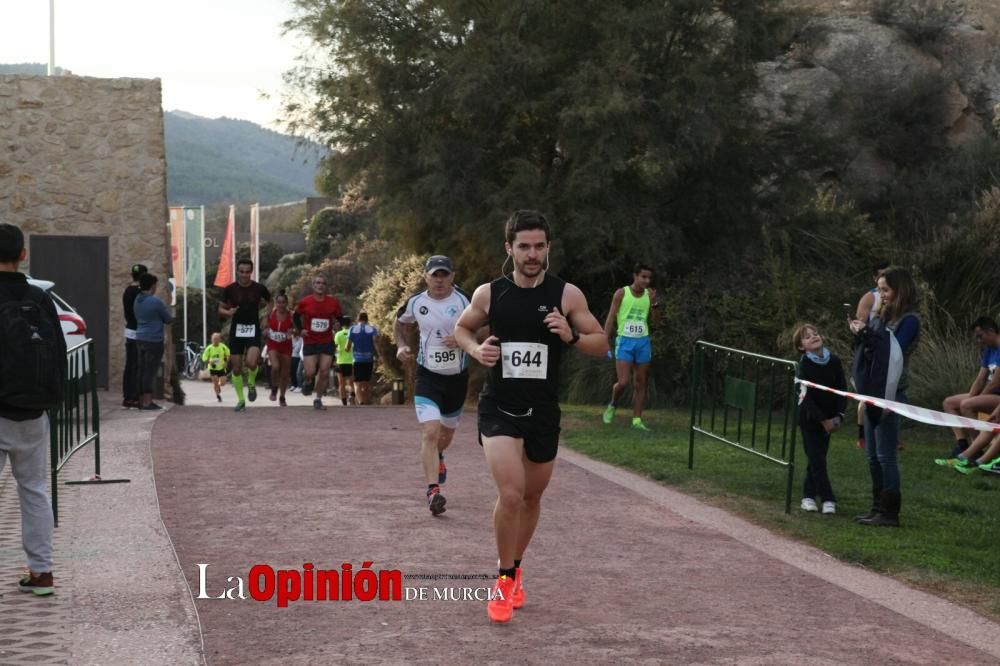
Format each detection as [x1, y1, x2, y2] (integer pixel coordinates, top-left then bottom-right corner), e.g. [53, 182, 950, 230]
[512, 567, 525, 609]
[487, 575, 515, 623]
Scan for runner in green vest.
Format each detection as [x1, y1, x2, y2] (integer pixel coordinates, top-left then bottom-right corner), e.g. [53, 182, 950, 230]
[334, 316, 355, 405]
[201, 332, 231, 403]
[603, 264, 658, 430]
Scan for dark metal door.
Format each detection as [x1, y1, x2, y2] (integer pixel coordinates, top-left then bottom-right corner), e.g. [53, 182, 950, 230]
[29, 235, 110, 388]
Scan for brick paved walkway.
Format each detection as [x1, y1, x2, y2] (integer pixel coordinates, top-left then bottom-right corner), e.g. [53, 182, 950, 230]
[3, 379, 1000, 664]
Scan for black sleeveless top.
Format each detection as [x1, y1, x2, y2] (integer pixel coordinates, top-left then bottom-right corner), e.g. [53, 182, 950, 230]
[482, 274, 567, 408]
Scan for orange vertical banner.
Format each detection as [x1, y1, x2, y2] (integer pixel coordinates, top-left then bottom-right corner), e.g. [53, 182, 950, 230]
[214, 205, 236, 288]
[169, 207, 186, 288]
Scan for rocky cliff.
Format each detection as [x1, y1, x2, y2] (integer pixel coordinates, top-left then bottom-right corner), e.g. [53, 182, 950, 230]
[758, 3, 1000, 203]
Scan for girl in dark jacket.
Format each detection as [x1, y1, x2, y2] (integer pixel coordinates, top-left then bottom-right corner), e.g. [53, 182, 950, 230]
[794, 324, 848, 515]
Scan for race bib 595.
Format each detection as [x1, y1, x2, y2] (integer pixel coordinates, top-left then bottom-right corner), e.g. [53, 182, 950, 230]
[424, 346, 460, 372]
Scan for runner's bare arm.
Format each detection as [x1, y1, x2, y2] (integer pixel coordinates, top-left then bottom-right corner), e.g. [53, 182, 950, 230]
[394, 318, 416, 361]
[218, 299, 236, 318]
[560, 284, 609, 359]
[456, 283, 499, 367]
[649, 287, 662, 326]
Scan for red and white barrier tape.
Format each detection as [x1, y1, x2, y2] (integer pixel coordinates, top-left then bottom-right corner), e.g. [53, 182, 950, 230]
[794, 378, 1000, 433]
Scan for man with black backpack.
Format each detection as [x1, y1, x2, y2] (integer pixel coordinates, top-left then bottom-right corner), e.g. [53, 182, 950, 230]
[0, 222, 66, 596]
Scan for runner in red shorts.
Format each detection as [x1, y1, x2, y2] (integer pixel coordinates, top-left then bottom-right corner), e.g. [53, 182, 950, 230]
[293, 274, 342, 410]
[264, 291, 294, 406]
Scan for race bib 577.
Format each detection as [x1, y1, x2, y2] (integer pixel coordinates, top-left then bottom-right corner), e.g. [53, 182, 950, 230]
[235, 323, 256, 338]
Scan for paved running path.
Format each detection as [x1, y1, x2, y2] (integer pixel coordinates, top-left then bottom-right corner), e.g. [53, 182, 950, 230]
[151, 388, 1000, 665]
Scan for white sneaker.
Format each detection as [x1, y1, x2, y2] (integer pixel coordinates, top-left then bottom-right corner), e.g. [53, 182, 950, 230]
[821, 501, 836, 515]
[800, 498, 818, 512]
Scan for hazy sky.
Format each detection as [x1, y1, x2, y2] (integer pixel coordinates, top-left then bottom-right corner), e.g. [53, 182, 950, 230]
[0, 0, 308, 128]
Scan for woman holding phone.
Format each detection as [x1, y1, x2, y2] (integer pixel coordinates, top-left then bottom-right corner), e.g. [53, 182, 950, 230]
[848, 266, 920, 527]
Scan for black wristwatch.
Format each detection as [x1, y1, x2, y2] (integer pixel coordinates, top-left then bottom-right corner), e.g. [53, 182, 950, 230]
[568, 329, 580, 345]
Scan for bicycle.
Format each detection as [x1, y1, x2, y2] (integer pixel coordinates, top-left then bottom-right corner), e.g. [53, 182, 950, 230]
[183, 340, 203, 380]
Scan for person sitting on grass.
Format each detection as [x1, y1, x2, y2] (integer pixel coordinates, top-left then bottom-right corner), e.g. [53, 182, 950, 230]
[952, 424, 1000, 475]
[940, 316, 1000, 458]
[793, 323, 847, 515]
[936, 399, 1000, 475]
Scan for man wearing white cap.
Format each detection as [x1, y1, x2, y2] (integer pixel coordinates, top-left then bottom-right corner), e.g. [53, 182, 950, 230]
[395, 255, 470, 516]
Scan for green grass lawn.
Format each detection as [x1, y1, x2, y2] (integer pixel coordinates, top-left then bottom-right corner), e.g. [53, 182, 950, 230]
[562, 405, 1000, 620]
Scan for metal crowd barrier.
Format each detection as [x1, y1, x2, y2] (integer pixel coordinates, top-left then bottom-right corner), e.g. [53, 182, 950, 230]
[48, 339, 128, 525]
[688, 341, 800, 513]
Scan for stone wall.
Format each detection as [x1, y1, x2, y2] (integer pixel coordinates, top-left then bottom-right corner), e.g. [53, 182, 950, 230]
[0, 75, 169, 390]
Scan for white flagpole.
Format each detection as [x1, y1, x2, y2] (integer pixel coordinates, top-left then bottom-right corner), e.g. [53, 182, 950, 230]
[48, 0, 55, 76]
[230, 205, 236, 283]
[182, 209, 188, 348]
[201, 205, 207, 348]
[254, 203, 260, 282]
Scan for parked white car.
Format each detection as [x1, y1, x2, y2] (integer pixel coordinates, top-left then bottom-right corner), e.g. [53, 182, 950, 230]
[27, 277, 88, 349]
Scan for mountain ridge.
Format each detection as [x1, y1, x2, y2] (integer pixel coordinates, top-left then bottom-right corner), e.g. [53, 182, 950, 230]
[163, 110, 324, 206]
[1, 63, 323, 205]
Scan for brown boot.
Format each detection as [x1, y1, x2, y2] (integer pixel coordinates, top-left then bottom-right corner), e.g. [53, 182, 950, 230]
[854, 488, 881, 522]
[858, 490, 900, 527]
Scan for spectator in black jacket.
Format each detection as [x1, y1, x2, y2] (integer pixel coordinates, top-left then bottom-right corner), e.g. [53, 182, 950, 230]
[0, 222, 67, 596]
[793, 324, 847, 515]
[122, 263, 147, 409]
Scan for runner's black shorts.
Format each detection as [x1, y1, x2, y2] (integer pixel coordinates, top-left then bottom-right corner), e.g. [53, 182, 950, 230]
[416, 366, 468, 417]
[354, 361, 374, 382]
[478, 395, 561, 463]
[228, 334, 261, 356]
[336, 363, 353, 377]
[304, 342, 335, 357]
[209, 369, 226, 377]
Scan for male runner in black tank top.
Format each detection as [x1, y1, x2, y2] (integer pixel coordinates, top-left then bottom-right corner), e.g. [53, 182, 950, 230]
[455, 210, 608, 624]
[219, 258, 271, 412]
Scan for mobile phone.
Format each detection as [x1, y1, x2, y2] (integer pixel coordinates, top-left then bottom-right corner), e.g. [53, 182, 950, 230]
[843, 303, 853, 319]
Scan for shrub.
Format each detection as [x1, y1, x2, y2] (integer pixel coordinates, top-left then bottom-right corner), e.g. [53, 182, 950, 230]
[360, 255, 426, 391]
[907, 314, 979, 411]
[304, 203, 375, 264]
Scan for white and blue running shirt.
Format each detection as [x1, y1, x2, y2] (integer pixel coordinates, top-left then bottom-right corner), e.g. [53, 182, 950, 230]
[396, 289, 471, 375]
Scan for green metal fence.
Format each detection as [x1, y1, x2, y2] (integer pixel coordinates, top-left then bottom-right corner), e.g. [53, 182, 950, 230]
[688, 341, 800, 513]
[48, 340, 127, 525]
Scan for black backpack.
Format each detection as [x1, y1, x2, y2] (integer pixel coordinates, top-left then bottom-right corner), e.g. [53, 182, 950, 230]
[0, 285, 65, 409]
